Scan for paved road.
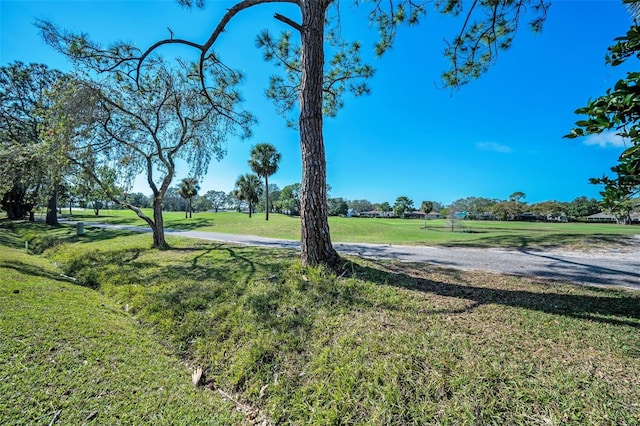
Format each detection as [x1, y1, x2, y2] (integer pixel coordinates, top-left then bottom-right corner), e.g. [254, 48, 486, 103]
[80, 221, 640, 291]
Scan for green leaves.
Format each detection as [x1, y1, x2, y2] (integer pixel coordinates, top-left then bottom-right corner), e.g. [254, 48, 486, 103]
[179, 177, 200, 199]
[0, 62, 68, 213]
[567, 21, 640, 221]
[440, 0, 549, 88]
[368, 0, 427, 57]
[234, 173, 262, 217]
[606, 25, 640, 66]
[248, 143, 281, 180]
[256, 26, 375, 126]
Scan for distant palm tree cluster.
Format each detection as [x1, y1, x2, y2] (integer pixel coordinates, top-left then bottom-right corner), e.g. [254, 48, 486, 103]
[179, 178, 200, 219]
[224, 143, 283, 219]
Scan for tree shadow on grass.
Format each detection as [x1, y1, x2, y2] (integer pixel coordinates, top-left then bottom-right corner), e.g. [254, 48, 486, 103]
[57, 238, 266, 295]
[0, 260, 73, 284]
[76, 227, 143, 243]
[513, 248, 640, 289]
[162, 217, 216, 231]
[348, 259, 640, 329]
[439, 233, 635, 250]
[190, 246, 257, 283]
[0, 228, 25, 250]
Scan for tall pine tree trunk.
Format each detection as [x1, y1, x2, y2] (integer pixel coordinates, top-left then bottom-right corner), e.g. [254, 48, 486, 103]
[298, 0, 340, 269]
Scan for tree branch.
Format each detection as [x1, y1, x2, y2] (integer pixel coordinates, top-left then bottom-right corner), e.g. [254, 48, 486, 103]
[68, 156, 155, 227]
[274, 13, 302, 32]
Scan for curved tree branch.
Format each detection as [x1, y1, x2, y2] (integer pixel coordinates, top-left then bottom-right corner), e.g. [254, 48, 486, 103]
[274, 13, 302, 31]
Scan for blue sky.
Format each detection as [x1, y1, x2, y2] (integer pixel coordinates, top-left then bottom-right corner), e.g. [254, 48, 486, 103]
[1, 0, 634, 205]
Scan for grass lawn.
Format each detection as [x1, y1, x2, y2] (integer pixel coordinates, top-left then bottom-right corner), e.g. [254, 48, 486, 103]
[0, 224, 244, 425]
[64, 209, 640, 250]
[2, 220, 639, 424]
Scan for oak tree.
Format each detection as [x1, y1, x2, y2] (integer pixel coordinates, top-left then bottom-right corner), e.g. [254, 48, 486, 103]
[204, 189, 227, 212]
[0, 62, 66, 223]
[277, 183, 301, 215]
[45, 60, 251, 248]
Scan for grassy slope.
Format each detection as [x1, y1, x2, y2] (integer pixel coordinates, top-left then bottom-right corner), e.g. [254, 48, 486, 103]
[68, 209, 640, 249]
[0, 227, 244, 425]
[12, 221, 637, 425]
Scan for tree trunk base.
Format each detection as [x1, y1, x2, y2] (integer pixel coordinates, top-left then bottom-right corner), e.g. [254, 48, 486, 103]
[301, 245, 343, 273]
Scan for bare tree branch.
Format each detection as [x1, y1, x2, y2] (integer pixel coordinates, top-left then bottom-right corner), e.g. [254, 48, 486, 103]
[274, 13, 302, 31]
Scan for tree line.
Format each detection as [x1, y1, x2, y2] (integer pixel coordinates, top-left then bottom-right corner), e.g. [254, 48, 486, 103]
[124, 183, 605, 224]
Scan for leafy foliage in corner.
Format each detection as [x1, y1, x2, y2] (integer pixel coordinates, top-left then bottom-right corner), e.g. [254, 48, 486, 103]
[566, 25, 640, 224]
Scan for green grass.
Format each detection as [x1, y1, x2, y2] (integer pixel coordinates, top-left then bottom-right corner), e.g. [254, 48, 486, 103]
[67, 209, 640, 250]
[0, 225, 245, 425]
[3, 220, 637, 424]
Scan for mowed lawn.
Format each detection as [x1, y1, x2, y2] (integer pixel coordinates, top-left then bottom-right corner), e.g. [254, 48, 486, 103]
[0, 227, 244, 425]
[1, 220, 639, 424]
[65, 209, 640, 249]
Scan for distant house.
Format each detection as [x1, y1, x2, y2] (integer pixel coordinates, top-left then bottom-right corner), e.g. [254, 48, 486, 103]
[585, 212, 640, 224]
[426, 211, 441, 219]
[360, 210, 395, 218]
[476, 212, 496, 221]
[585, 212, 616, 223]
[517, 212, 538, 221]
[545, 214, 568, 222]
[405, 211, 425, 219]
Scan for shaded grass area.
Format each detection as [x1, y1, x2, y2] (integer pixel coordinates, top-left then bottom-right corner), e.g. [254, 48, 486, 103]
[24, 222, 639, 425]
[66, 210, 640, 250]
[437, 231, 636, 251]
[0, 228, 244, 425]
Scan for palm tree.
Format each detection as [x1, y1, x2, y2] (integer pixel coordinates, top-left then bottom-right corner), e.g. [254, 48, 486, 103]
[248, 143, 281, 221]
[420, 200, 433, 229]
[234, 174, 262, 218]
[179, 177, 200, 218]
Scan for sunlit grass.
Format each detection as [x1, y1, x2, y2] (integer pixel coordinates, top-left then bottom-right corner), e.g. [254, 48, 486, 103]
[0, 228, 243, 425]
[66, 209, 640, 250]
[3, 221, 637, 424]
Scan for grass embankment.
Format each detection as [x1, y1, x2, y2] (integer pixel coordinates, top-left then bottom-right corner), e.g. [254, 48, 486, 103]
[69, 209, 640, 250]
[2, 221, 639, 424]
[0, 224, 243, 425]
